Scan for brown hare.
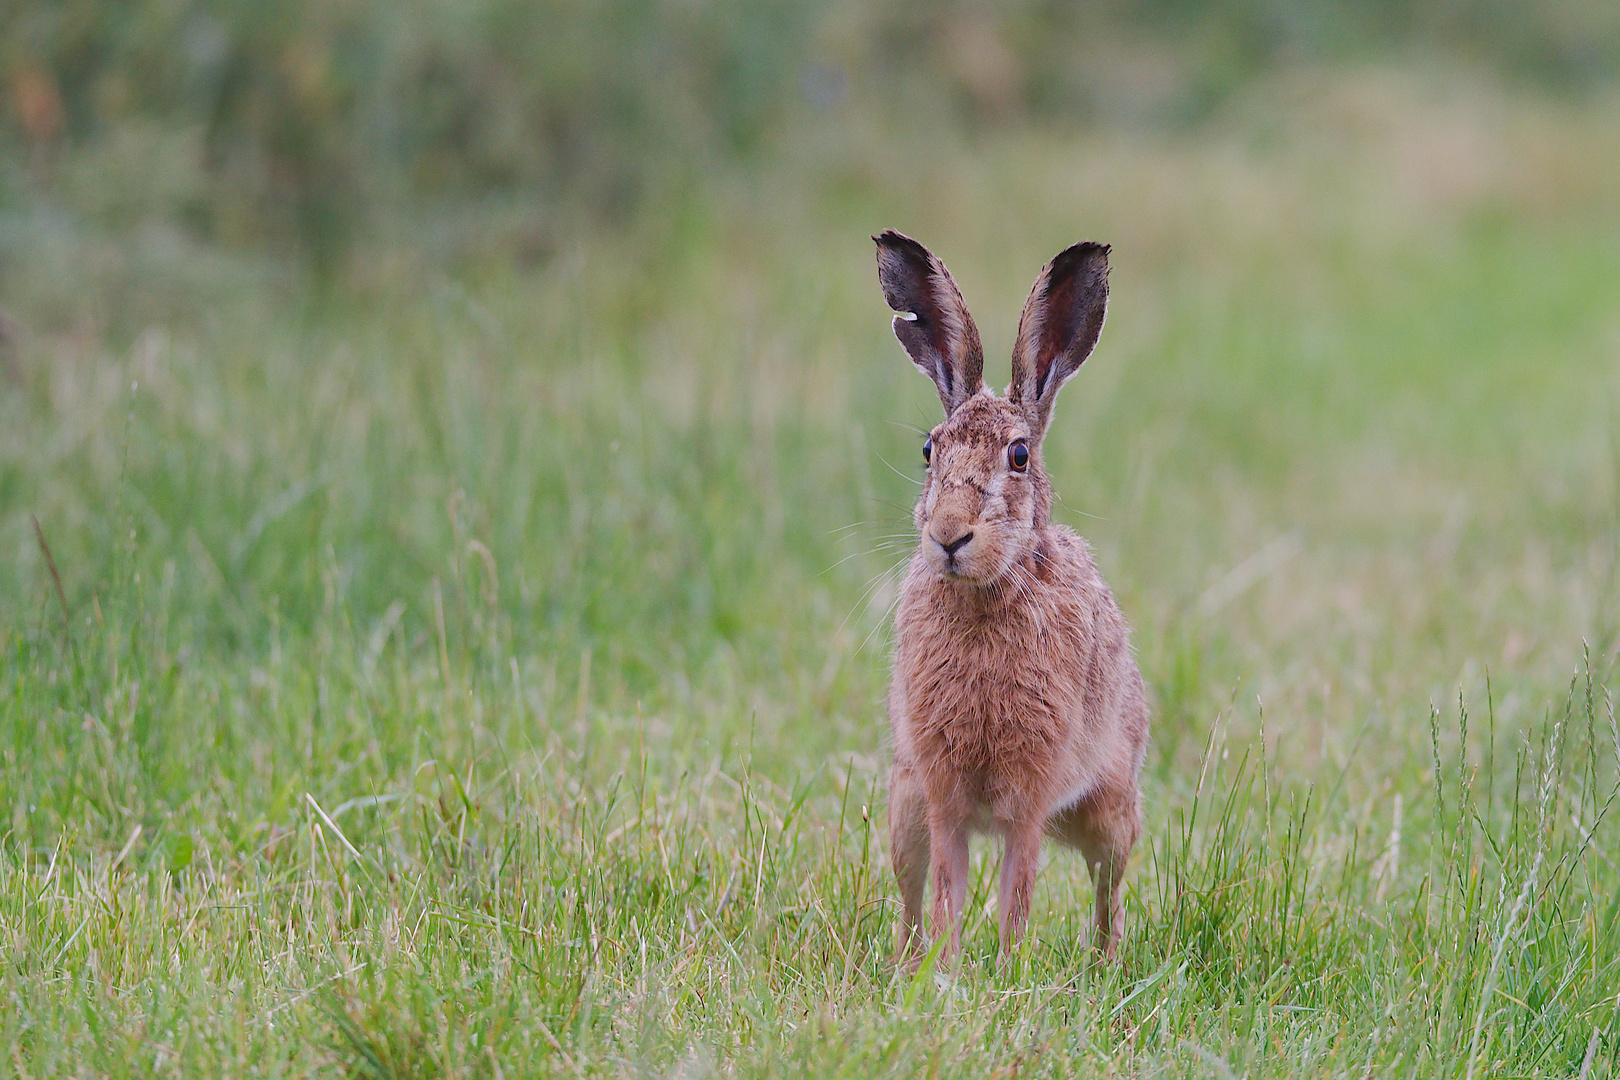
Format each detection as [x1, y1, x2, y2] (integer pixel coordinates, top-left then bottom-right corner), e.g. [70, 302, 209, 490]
[875, 230, 1149, 965]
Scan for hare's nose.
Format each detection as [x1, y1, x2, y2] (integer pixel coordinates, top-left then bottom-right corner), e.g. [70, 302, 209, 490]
[934, 529, 973, 557]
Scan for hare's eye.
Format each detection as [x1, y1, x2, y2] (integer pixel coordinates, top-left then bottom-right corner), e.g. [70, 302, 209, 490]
[922, 437, 932, 465]
[1008, 441, 1029, 472]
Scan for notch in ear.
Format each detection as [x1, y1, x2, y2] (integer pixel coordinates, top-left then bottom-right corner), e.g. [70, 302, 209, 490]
[874, 230, 985, 415]
[1009, 241, 1110, 436]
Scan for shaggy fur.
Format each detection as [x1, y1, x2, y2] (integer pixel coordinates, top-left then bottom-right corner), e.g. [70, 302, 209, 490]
[874, 230, 1149, 964]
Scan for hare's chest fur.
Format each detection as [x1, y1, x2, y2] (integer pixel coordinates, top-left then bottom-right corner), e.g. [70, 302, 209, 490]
[889, 533, 1131, 819]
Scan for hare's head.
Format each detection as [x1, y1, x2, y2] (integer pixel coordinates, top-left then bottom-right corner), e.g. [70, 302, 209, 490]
[874, 230, 1109, 586]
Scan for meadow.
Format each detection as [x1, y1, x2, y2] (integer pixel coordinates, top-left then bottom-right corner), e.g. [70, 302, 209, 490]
[3, 58, 1620, 1076]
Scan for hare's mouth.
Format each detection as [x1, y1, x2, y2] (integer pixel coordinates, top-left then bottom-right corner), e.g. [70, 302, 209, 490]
[935, 557, 994, 585]
[925, 520, 1017, 585]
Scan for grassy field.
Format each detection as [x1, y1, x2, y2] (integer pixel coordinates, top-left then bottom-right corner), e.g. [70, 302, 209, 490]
[3, 63, 1620, 1076]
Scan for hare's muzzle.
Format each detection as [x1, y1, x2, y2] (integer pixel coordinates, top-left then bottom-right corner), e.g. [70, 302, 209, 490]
[927, 525, 976, 576]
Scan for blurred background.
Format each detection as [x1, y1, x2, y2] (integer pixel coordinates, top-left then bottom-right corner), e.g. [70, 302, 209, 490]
[3, 0, 1620, 820]
[5, 0, 1619, 292]
[7, 7, 1620, 1070]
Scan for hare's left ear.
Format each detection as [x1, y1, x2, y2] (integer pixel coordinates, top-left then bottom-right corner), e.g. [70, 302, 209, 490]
[1009, 242, 1109, 437]
[875, 230, 985, 415]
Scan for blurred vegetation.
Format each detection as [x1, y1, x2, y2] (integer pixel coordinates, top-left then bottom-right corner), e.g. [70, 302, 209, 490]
[4, 0, 1619, 266]
[2, 3, 1620, 1073]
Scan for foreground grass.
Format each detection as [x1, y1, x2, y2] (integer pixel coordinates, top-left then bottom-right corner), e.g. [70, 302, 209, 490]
[3, 628, 1618, 1076]
[3, 66, 1620, 1075]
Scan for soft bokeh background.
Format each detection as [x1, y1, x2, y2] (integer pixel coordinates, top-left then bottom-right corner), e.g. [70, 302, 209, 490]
[3, 3, 1620, 1076]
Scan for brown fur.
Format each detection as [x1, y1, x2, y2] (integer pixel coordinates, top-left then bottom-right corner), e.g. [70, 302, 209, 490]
[873, 231, 1148, 964]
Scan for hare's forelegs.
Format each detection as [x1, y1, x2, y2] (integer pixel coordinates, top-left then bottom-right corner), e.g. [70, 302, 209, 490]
[1050, 783, 1142, 959]
[887, 763, 930, 963]
[926, 809, 971, 966]
[996, 817, 1044, 962]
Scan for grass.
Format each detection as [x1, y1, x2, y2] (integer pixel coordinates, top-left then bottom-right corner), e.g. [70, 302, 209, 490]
[3, 63, 1620, 1076]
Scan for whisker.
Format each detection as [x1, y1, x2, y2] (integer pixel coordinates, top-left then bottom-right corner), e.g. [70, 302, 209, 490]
[839, 554, 910, 635]
[856, 496, 921, 516]
[1017, 562, 1040, 605]
[851, 557, 905, 605]
[1000, 562, 1032, 609]
[1022, 553, 1058, 599]
[827, 540, 918, 565]
[851, 565, 909, 650]
[874, 452, 923, 487]
[821, 546, 891, 575]
[1012, 553, 1046, 605]
[1052, 491, 1106, 522]
[834, 533, 915, 546]
[857, 586, 907, 657]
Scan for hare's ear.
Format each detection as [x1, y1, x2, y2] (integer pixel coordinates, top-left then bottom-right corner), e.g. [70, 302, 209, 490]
[1009, 242, 1109, 437]
[875, 230, 985, 415]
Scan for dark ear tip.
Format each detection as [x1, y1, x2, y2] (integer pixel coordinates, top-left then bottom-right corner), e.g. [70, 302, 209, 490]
[874, 229, 929, 255]
[1058, 240, 1110, 263]
[1044, 241, 1111, 291]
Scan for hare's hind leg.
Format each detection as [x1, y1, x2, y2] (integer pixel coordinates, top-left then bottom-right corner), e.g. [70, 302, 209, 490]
[888, 763, 930, 962]
[1049, 782, 1141, 959]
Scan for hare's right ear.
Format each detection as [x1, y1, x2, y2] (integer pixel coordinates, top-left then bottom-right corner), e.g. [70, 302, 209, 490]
[1009, 242, 1109, 438]
[874, 230, 985, 415]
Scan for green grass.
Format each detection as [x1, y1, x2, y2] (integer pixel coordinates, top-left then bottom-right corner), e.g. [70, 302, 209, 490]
[3, 67, 1620, 1076]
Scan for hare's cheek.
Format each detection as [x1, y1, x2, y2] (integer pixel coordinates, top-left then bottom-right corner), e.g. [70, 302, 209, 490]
[977, 476, 1000, 518]
[981, 480, 1012, 523]
[1004, 479, 1033, 523]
